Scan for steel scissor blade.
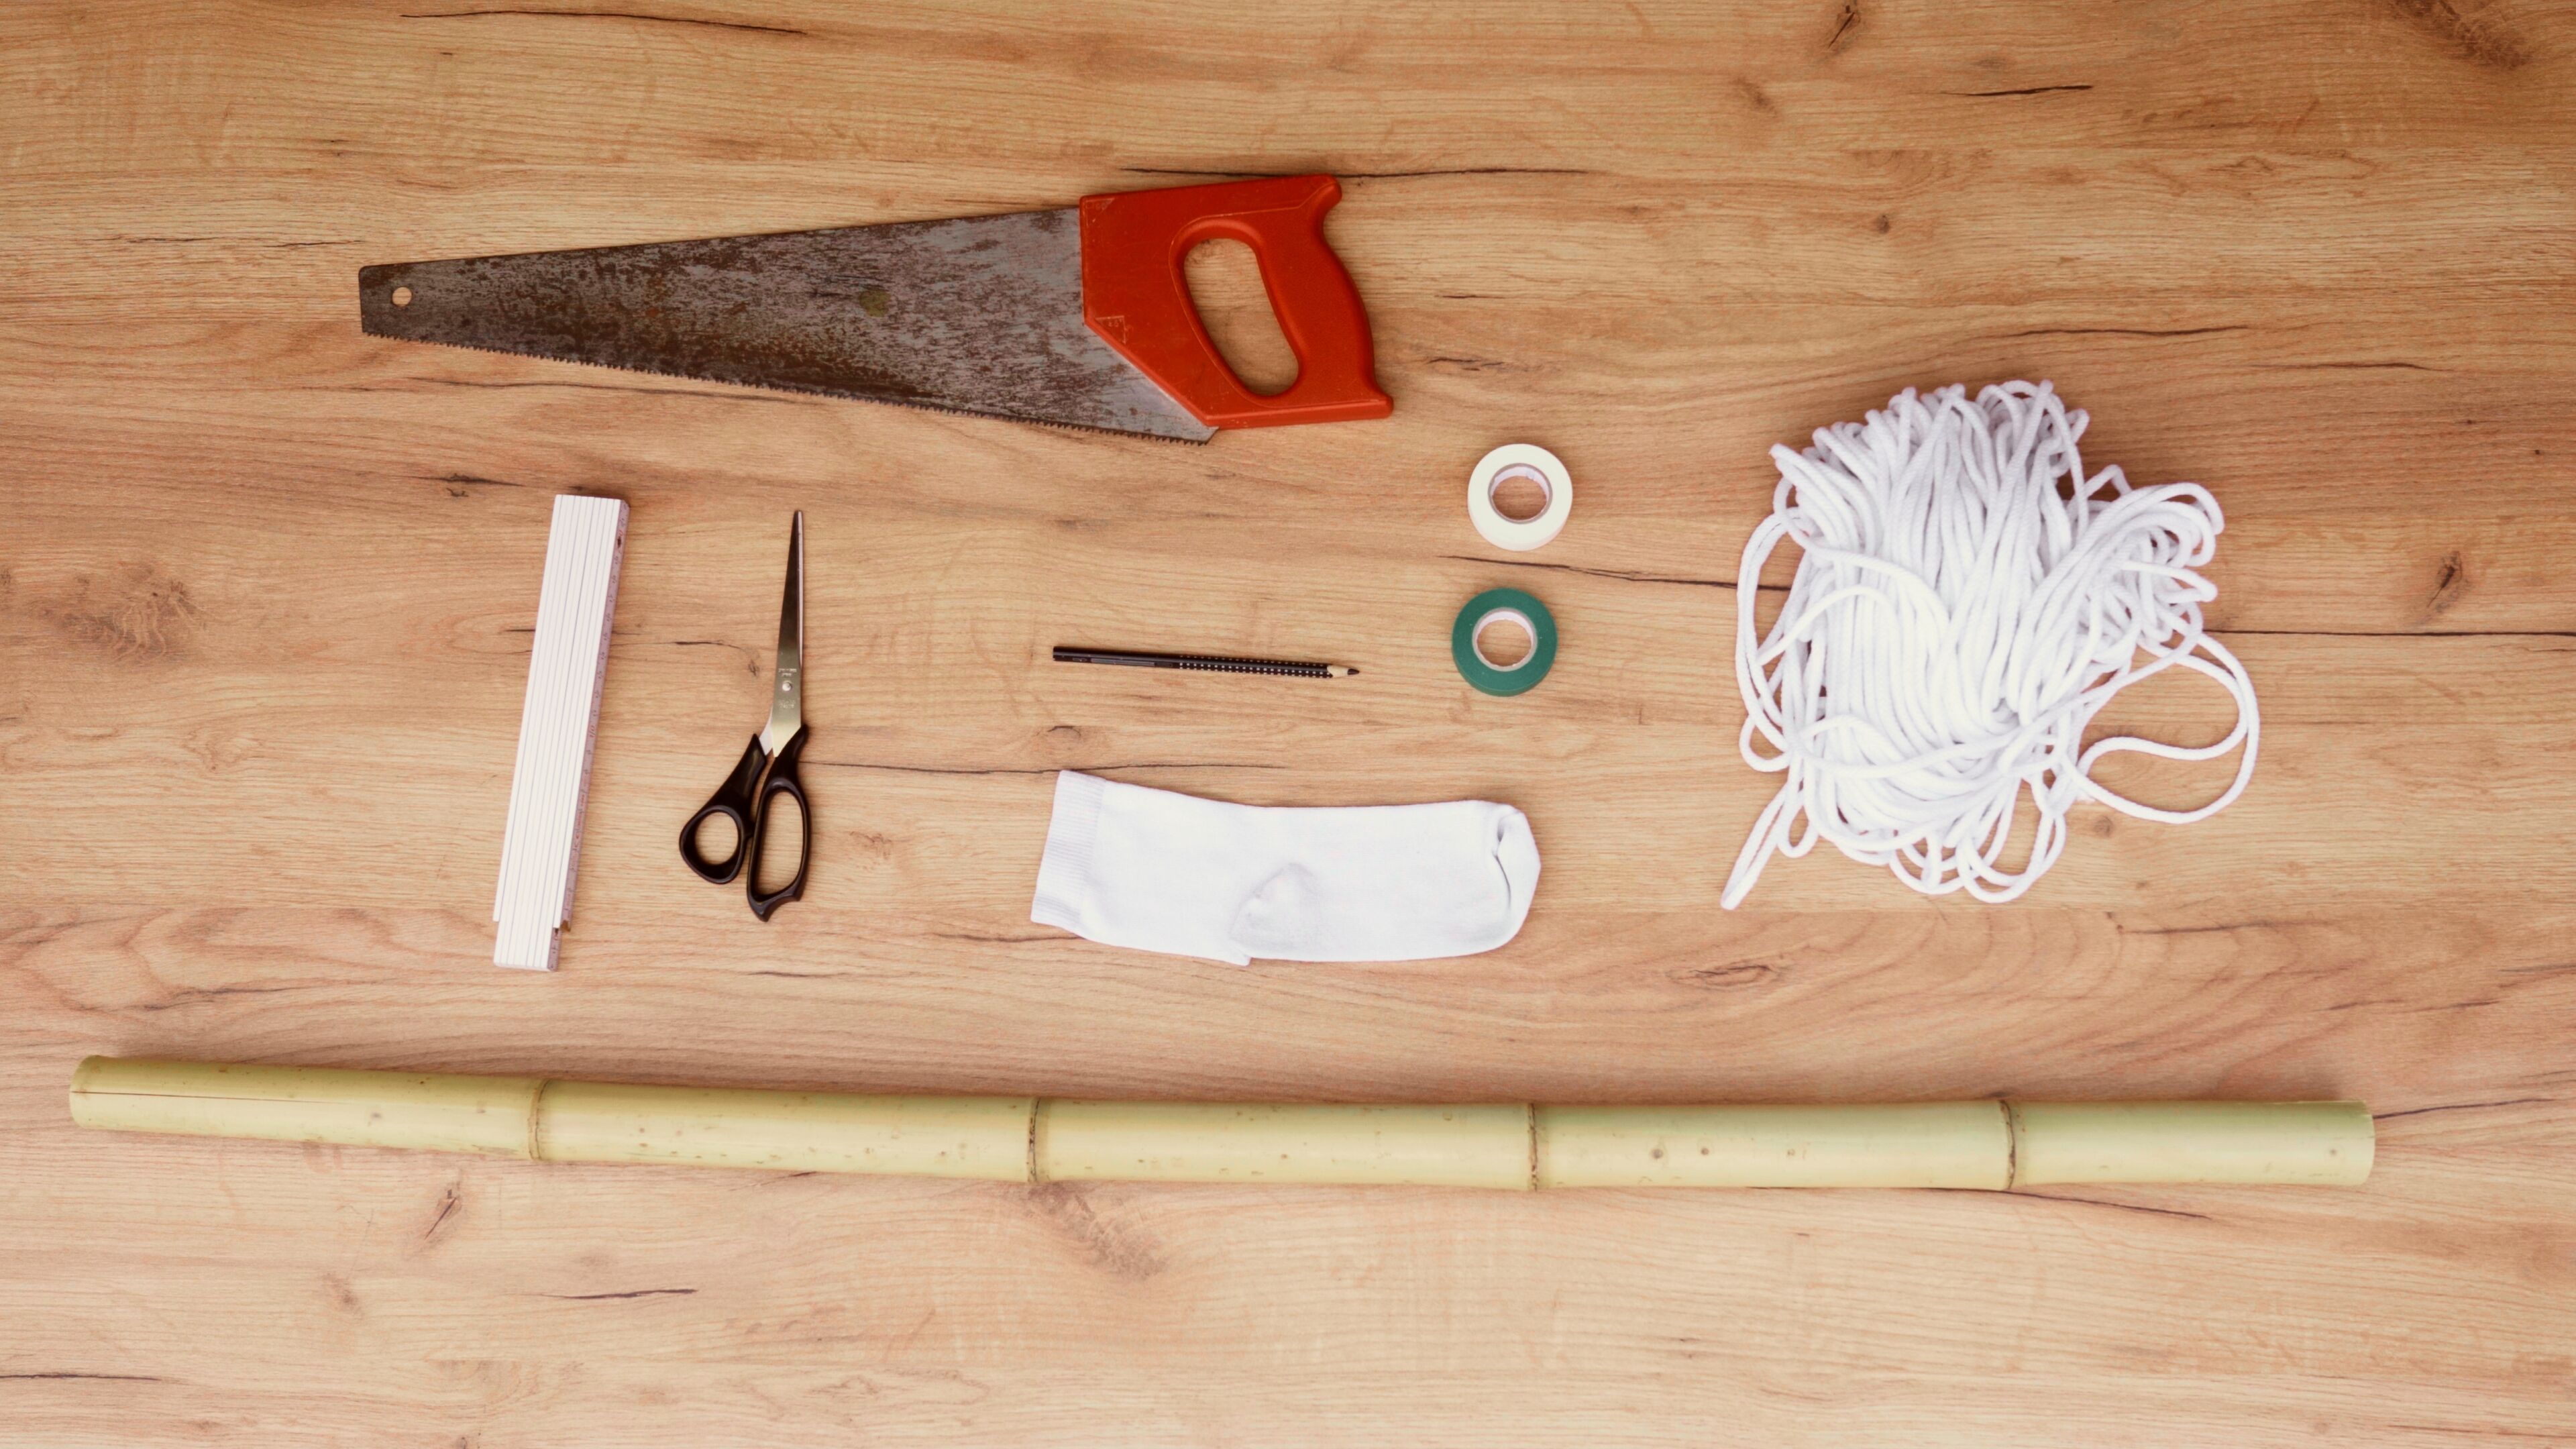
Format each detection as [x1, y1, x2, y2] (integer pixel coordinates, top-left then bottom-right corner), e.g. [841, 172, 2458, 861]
[760, 513, 803, 757]
[358, 209, 1215, 443]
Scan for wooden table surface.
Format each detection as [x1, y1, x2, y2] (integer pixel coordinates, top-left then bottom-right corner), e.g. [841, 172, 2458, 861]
[7, 1, 2573, 1444]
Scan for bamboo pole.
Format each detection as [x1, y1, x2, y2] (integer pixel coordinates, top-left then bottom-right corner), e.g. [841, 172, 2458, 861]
[2010, 1101, 2374, 1186]
[1037, 1101, 1534, 1188]
[67, 1057, 544, 1158]
[1535, 1103, 2014, 1188]
[538, 1082, 1035, 1180]
[66, 1059, 2375, 1189]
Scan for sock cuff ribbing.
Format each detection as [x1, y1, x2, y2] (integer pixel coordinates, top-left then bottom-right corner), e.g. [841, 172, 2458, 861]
[1029, 769, 1108, 936]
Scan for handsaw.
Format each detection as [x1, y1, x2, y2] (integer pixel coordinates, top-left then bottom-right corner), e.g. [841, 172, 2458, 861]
[358, 174, 1392, 443]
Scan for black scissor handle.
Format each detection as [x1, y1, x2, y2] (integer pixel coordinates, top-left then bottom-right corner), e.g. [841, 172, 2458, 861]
[745, 724, 811, 922]
[680, 733, 768, 885]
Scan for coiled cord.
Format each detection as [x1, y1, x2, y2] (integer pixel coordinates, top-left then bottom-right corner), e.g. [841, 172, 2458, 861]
[1723, 381, 2259, 908]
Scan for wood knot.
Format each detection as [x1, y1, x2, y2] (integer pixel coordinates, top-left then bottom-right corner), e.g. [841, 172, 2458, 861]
[2387, 0, 2530, 70]
[2423, 549, 2469, 620]
[43, 566, 202, 663]
[1026, 1182, 1166, 1282]
[1825, 2, 1861, 53]
[1676, 961, 1780, 989]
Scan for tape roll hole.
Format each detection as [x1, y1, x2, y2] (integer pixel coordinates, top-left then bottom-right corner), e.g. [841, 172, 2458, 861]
[1487, 464, 1552, 523]
[1472, 608, 1538, 671]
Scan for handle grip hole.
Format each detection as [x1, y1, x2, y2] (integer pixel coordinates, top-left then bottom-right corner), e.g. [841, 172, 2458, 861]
[751, 790, 806, 900]
[688, 811, 740, 867]
[1182, 238, 1299, 397]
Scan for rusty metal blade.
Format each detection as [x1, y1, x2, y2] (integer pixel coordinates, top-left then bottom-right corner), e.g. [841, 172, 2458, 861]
[358, 208, 1215, 443]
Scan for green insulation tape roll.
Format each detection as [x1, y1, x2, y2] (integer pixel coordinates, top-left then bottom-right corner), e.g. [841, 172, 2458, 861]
[1452, 588, 1557, 696]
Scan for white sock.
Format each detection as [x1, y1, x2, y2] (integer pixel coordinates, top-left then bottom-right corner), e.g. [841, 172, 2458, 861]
[1030, 772, 1542, 965]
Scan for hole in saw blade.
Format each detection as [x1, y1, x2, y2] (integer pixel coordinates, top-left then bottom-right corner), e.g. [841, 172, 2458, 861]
[1183, 239, 1298, 396]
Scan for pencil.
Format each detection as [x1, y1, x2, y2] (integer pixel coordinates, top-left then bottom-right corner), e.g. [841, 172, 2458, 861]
[1053, 646, 1357, 679]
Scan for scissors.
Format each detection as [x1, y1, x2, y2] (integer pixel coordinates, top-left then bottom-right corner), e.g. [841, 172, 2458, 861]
[680, 512, 812, 920]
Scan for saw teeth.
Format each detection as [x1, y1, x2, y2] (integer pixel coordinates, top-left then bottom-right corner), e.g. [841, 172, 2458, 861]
[365, 333, 1210, 445]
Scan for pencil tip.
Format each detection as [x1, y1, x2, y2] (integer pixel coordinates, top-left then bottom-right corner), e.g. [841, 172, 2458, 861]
[1331, 665, 1358, 677]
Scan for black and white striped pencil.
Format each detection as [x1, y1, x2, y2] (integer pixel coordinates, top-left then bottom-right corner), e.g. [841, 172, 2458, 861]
[1053, 646, 1358, 679]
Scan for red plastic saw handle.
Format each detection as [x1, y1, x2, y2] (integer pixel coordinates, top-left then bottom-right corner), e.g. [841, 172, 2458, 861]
[1079, 174, 1393, 430]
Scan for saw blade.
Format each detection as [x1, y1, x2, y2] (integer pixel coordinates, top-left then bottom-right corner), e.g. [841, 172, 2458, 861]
[358, 207, 1216, 443]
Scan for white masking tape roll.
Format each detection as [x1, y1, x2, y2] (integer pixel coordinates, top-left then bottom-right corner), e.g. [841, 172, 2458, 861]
[1468, 444, 1572, 551]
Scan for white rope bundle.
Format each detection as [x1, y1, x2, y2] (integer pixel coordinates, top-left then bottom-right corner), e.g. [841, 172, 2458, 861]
[1723, 381, 2259, 908]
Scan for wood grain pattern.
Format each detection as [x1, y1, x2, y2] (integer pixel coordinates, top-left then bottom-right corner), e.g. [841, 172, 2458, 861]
[5, 0, 2573, 1443]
